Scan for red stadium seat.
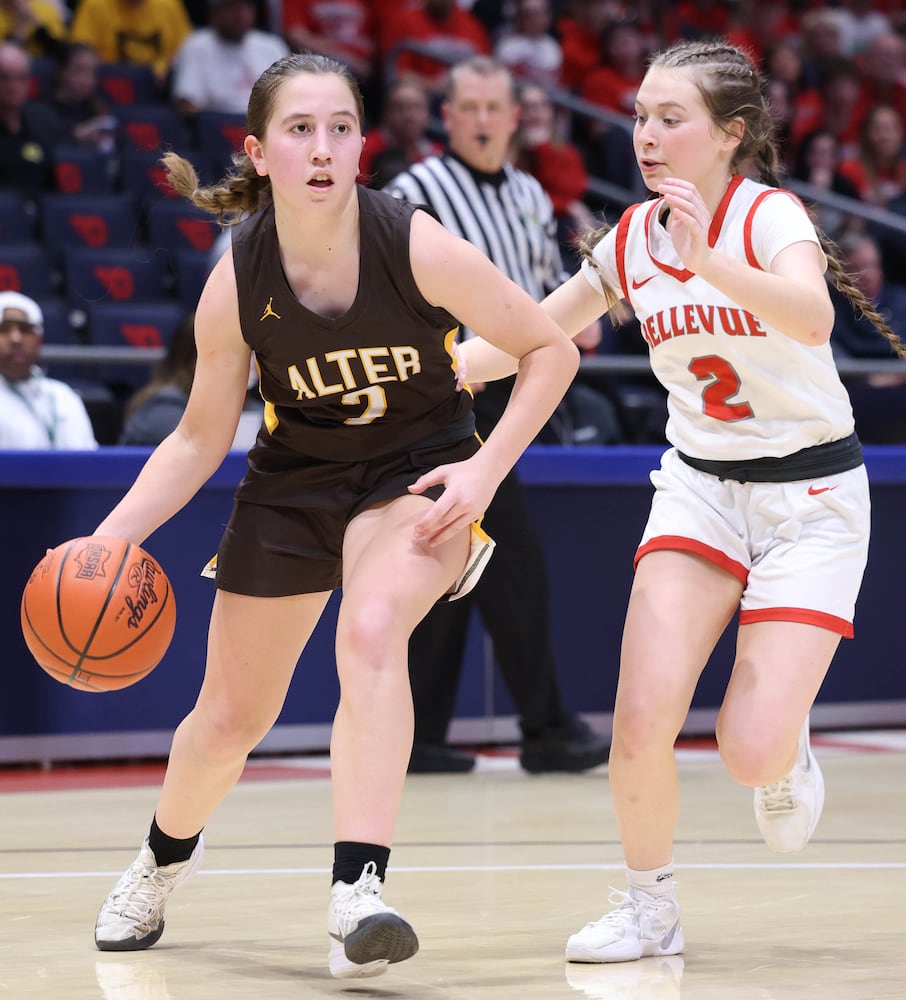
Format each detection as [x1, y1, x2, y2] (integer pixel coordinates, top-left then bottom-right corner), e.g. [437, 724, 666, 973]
[63, 246, 169, 307]
[53, 146, 118, 195]
[194, 110, 247, 180]
[0, 243, 57, 297]
[147, 198, 219, 254]
[88, 301, 187, 386]
[97, 61, 160, 107]
[115, 104, 190, 153]
[41, 194, 141, 258]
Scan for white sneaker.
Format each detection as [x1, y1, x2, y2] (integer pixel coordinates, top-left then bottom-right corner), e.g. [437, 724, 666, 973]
[566, 954, 685, 998]
[565, 887, 684, 964]
[755, 719, 825, 854]
[95, 837, 204, 951]
[327, 862, 419, 979]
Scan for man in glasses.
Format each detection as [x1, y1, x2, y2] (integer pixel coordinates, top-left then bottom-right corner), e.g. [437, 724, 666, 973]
[0, 291, 97, 449]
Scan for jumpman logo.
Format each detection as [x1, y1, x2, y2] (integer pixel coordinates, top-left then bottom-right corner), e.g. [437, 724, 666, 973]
[259, 297, 281, 321]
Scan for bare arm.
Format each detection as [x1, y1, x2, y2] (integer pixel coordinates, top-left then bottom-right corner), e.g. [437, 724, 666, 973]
[659, 178, 834, 345]
[458, 269, 609, 383]
[95, 252, 252, 545]
[408, 210, 579, 543]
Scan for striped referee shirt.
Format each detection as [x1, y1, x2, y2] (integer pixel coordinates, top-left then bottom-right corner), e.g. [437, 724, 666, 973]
[385, 151, 569, 339]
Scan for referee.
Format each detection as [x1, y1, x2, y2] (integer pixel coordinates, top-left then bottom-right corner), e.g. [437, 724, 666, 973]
[386, 55, 610, 774]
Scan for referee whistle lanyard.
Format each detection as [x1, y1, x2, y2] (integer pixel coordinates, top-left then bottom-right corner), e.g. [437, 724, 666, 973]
[3, 369, 58, 447]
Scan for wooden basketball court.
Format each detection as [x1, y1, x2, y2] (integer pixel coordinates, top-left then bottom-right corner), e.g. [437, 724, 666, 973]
[3, 729, 904, 999]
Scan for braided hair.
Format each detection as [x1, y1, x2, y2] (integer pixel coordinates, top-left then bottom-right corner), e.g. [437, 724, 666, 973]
[577, 39, 906, 358]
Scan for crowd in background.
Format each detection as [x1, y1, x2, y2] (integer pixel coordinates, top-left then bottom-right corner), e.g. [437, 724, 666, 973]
[2, 0, 906, 446]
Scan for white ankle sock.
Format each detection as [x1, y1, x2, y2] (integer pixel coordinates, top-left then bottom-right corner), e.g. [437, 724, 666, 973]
[627, 860, 676, 898]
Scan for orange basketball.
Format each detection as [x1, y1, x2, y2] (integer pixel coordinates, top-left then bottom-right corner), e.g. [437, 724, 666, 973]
[20, 536, 176, 693]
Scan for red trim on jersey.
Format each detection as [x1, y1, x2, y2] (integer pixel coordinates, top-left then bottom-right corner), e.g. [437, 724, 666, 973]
[709, 173, 744, 243]
[634, 534, 748, 583]
[739, 606, 854, 638]
[644, 199, 689, 280]
[615, 202, 641, 303]
[743, 187, 812, 269]
[643, 174, 745, 282]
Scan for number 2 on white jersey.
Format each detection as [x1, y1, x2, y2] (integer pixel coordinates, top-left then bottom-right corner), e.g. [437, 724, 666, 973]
[688, 355, 754, 422]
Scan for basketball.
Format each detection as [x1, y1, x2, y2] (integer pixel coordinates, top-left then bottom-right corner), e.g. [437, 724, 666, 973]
[20, 536, 176, 693]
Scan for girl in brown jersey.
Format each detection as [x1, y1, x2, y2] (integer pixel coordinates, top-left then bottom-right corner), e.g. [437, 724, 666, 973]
[88, 52, 578, 978]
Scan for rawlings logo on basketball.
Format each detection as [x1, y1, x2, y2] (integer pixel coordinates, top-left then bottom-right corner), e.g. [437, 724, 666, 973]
[123, 558, 162, 630]
[74, 542, 112, 580]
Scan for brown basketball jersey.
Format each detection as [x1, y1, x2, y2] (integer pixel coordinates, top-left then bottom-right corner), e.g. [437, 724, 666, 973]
[231, 185, 474, 466]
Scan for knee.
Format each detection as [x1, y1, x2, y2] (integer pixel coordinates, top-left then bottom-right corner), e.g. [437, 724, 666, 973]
[336, 601, 404, 677]
[717, 726, 790, 787]
[193, 699, 276, 759]
[611, 701, 675, 762]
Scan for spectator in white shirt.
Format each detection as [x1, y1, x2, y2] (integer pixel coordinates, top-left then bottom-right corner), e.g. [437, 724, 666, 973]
[171, 0, 289, 116]
[0, 291, 98, 450]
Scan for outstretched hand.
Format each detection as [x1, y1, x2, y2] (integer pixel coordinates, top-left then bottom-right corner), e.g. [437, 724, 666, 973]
[657, 178, 713, 274]
[408, 456, 497, 547]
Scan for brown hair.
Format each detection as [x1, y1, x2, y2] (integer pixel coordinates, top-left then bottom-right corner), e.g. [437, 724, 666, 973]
[161, 52, 366, 226]
[576, 39, 906, 357]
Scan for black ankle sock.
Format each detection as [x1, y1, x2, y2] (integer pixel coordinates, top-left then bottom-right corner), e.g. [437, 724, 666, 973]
[332, 841, 390, 885]
[148, 815, 202, 867]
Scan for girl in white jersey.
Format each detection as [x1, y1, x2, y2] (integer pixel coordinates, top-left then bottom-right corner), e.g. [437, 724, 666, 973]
[463, 38, 906, 965]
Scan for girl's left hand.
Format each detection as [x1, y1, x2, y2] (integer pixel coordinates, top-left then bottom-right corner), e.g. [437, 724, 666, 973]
[658, 177, 713, 274]
[409, 457, 497, 547]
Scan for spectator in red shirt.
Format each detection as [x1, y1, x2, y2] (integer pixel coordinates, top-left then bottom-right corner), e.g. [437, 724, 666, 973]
[855, 31, 906, 134]
[383, 0, 490, 98]
[359, 75, 441, 187]
[725, 1, 800, 69]
[660, 0, 732, 44]
[792, 58, 864, 161]
[580, 18, 645, 117]
[282, 0, 375, 85]
[513, 81, 594, 248]
[838, 104, 906, 208]
[556, 0, 616, 92]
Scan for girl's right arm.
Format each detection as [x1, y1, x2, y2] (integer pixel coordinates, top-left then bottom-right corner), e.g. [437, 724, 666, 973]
[459, 270, 610, 383]
[95, 251, 253, 546]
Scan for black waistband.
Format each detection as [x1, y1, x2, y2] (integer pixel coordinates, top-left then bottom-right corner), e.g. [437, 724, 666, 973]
[677, 433, 863, 483]
[411, 412, 477, 451]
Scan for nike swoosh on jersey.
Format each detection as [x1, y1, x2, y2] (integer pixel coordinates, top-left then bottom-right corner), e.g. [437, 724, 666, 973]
[631, 274, 657, 289]
[807, 485, 837, 495]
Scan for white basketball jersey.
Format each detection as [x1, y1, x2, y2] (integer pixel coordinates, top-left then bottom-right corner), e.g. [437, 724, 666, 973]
[582, 175, 855, 461]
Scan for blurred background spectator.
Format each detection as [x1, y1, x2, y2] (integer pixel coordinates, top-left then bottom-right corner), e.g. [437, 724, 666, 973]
[0, 290, 98, 449]
[513, 80, 594, 262]
[70, 0, 192, 87]
[383, 0, 491, 100]
[0, 0, 66, 58]
[830, 232, 906, 443]
[792, 127, 862, 240]
[837, 104, 906, 209]
[0, 40, 65, 201]
[494, 0, 562, 89]
[359, 74, 441, 188]
[282, 0, 376, 106]
[34, 42, 116, 151]
[119, 309, 263, 449]
[171, 0, 289, 116]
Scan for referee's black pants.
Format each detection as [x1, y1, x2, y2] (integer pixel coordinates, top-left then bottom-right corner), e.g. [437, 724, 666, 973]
[408, 389, 569, 743]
